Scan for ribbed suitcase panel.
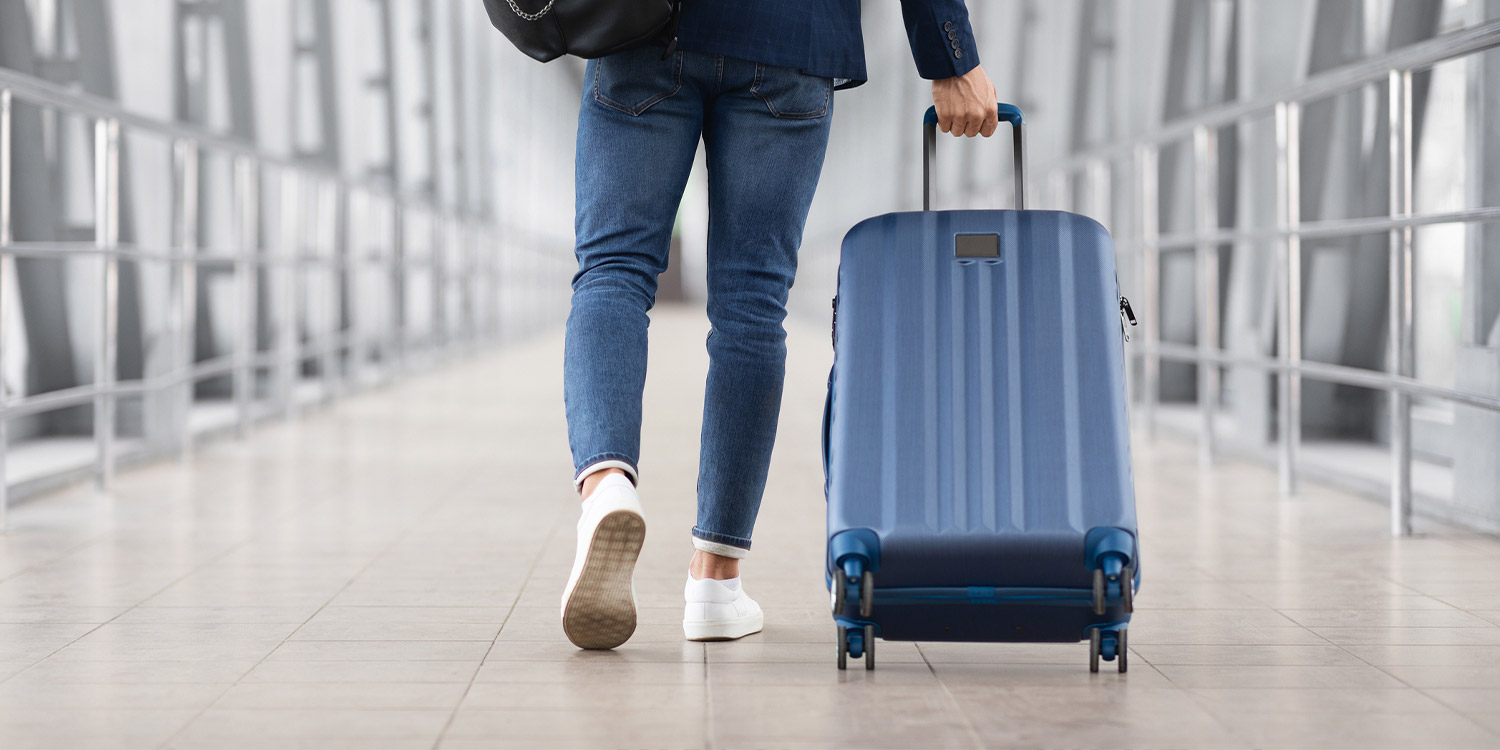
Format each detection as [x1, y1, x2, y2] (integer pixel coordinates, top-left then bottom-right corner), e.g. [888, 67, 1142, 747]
[828, 209, 1135, 590]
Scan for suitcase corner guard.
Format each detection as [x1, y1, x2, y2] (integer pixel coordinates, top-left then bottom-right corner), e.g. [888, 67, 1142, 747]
[1085, 527, 1138, 615]
[828, 529, 880, 619]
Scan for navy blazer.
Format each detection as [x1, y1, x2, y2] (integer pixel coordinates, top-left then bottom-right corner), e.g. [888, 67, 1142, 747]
[675, 0, 979, 89]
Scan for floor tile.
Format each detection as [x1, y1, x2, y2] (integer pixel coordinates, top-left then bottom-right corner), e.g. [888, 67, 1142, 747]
[1421, 687, 1500, 713]
[114, 606, 320, 624]
[441, 707, 708, 750]
[1129, 644, 1366, 666]
[305, 606, 512, 625]
[212, 681, 469, 710]
[1278, 608, 1493, 628]
[1154, 664, 1407, 689]
[1312, 626, 1500, 646]
[933, 662, 1176, 689]
[473, 659, 706, 685]
[1341, 644, 1500, 667]
[710, 684, 978, 749]
[1187, 687, 1454, 716]
[239, 660, 478, 684]
[167, 708, 451, 747]
[1212, 710, 1495, 749]
[0, 709, 199, 750]
[951, 687, 1242, 750]
[15, 659, 260, 684]
[0, 680, 229, 709]
[265, 640, 492, 662]
[485, 638, 701, 663]
[707, 660, 943, 687]
[1379, 665, 1500, 688]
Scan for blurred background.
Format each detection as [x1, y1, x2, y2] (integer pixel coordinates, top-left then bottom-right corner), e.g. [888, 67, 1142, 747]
[0, 0, 1497, 535]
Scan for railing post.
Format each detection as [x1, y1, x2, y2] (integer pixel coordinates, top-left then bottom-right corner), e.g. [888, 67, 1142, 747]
[0, 88, 12, 529]
[94, 118, 120, 490]
[392, 204, 407, 374]
[323, 182, 342, 399]
[176, 141, 199, 458]
[1388, 69, 1415, 537]
[1194, 125, 1220, 467]
[434, 214, 447, 356]
[1275, 101, 1303, 497]
[233, 156, 257, 438]
[278, 170, 300, 418]
[1135, 145, 1160, 440]
[171, 140, 198, 459]
[347, 189, 364, 387]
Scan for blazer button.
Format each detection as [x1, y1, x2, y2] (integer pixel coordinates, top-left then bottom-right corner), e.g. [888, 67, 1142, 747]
[954, 49, 963, 58]
[947, 30, 958, 40]
[943, 21, 954, 31]
[952, 39, 961, 49]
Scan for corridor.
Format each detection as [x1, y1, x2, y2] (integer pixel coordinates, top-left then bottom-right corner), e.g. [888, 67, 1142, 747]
[0, 308, 1498, 749]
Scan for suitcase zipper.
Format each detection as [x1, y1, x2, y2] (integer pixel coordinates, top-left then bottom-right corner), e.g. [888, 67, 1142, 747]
[831, 296, 838, 346]
[1119, 296, 1137, 342]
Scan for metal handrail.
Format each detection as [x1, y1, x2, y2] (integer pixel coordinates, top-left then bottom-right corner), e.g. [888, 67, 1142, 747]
[1036, 18, 1500, 175]
[1148, 343, 1500, 413]
[1148, 205, 1500, 251]
[0, 68, 455, 220]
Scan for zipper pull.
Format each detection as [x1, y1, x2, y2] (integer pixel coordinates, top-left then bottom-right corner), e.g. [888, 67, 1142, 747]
[1119, 297, 1137, 342]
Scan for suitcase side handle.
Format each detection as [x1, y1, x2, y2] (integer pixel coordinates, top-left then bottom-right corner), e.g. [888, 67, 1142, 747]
[922, 102, 1026, 211]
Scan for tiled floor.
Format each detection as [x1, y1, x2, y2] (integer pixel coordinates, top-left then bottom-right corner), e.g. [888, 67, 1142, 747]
[2, 306, 1500, 749]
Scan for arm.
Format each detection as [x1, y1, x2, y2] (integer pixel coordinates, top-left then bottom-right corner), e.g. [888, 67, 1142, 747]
[898, 0, 998, 138]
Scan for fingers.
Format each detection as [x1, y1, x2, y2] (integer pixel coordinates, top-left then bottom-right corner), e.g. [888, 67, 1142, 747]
[943, 112, 963, 137]
[964, 111, 983, 138]
[979, 105, 999, 138]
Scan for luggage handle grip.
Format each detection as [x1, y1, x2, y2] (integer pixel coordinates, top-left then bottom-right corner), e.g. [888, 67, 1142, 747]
[922, 102, 1025, 211]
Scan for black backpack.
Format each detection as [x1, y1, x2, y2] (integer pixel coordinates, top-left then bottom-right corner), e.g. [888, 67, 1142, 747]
[482, 0, 680, 62]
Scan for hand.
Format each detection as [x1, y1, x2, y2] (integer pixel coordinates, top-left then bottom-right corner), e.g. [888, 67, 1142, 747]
[931, 64, 998, 138]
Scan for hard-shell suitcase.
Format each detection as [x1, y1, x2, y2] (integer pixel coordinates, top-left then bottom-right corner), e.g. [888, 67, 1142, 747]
[823, 103, 1140, 672]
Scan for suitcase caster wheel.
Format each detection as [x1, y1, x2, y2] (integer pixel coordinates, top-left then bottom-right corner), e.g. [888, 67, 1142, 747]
[832, 573, 846, 614]
[859, 570, 875, 618]
[864, 624, 876, 671]
[1089, 628, 1101, 673]
[837, 625, 847, 670]
[1121, 565, 1135, 614]
[1092, 569, 1106, 615]
[1117, 628, 1128, 674]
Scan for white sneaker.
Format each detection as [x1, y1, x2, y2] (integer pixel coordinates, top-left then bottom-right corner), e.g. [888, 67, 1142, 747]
[683, 575, 764, 641]
[561, 474, 646, 650]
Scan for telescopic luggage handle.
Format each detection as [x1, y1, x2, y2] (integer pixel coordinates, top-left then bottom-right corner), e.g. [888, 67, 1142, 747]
[922, 102, 1025, 211]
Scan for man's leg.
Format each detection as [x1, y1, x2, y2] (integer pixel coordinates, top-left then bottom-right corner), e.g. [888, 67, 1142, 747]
[567, 49, 703, 489]
[563, 48, 704, 650]
[681, 58, 834, 642]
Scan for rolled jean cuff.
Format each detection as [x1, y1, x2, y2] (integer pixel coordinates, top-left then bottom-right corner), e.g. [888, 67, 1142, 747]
[573, 456, 639, 490]
[691, 527, 750, 559]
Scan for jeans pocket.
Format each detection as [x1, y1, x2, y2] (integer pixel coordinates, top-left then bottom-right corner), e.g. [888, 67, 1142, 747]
[593, 47, 683, 116]
[751, 64, 832, 119]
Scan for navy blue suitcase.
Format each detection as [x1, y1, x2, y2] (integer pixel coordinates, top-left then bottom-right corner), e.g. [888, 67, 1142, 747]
[823, 103, 1140, 672]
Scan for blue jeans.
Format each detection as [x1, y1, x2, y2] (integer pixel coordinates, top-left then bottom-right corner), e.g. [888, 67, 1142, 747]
[566, 47, 835, 557]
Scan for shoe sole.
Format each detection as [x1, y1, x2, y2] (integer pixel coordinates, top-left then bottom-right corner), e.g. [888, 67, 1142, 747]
[683, 612, 765, 642]
[562, 509, 645, 650]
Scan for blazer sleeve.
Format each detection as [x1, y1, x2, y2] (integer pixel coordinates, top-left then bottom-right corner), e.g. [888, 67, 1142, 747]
[898, 0, 981, 80]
